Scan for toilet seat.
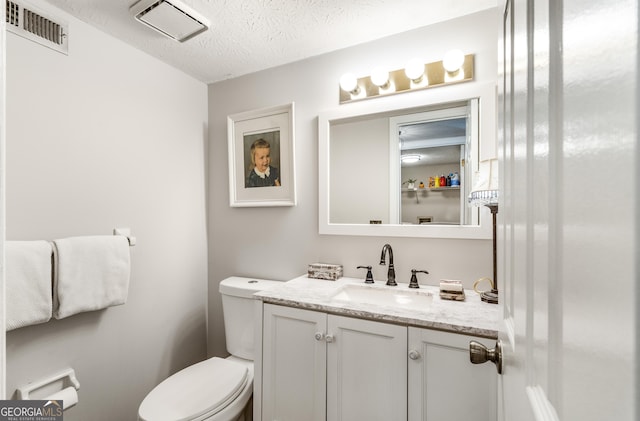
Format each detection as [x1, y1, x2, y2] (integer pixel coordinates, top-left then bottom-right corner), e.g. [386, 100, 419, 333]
[138, 357, 249, 421]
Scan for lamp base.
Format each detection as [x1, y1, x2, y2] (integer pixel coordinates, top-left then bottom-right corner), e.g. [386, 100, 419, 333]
[480, 289, 499, 304]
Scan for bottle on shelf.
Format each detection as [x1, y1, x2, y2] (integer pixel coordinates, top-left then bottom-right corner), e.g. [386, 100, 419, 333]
[451, 172, 460, 186]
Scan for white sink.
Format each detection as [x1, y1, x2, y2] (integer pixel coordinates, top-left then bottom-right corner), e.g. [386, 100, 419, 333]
[330, 283, 433, 311]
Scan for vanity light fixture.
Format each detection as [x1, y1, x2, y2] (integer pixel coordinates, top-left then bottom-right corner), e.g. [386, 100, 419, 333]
[339, 52, 474, 104]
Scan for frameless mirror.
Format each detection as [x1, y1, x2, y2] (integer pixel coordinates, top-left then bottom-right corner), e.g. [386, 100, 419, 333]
[319, 82, 495, 239]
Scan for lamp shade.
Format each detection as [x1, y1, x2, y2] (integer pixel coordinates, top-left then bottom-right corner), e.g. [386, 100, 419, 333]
[468, 158, 499, 206]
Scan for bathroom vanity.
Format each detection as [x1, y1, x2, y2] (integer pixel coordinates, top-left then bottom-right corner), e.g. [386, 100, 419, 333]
[253, 276, 499, 421]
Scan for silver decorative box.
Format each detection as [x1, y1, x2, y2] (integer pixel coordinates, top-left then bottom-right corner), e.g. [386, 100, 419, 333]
[308, 263, 343, 280]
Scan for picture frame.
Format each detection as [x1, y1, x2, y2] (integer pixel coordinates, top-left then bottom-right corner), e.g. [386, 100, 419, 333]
[227, 103, 296, 207]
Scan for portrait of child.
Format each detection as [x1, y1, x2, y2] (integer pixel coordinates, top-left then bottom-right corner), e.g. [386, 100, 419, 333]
[244, 131, 281, 188]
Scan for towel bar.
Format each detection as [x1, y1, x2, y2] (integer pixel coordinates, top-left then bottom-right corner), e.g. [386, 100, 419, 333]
[113, 227, 136, 246]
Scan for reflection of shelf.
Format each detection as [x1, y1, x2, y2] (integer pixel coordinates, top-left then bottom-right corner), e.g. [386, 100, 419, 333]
[401, 186, 460, 203]
[402, 186, 460, 203]
[429, 186, 460, 191]
[401, 186, 460, 192]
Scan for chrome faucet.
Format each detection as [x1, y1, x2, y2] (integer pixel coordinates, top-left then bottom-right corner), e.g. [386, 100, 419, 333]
[379, 243, 397, 286]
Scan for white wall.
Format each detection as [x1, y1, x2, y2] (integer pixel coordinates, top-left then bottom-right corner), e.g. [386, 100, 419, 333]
[6, 5, 208, 420]
[207, 9, 499, 357]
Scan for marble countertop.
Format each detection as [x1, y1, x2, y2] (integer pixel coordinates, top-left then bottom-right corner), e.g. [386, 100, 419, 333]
[255, 275, 499, 339]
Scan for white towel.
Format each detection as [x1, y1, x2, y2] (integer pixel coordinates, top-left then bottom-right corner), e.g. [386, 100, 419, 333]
[53, 236, 130, 319]
[6, 241, 53, 331]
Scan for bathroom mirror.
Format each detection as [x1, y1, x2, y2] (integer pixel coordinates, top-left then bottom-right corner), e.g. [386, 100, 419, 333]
[319, 82, 496, 239]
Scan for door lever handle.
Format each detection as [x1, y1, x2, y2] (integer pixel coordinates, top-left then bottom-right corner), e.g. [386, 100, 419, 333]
[469, 340, 503, 374]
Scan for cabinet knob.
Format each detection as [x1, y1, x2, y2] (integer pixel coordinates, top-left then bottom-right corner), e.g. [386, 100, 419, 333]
[408, 349, 421, 360]
[469, 340, 503, 374]
[325, 334, 335, 343]
[314, 332, 325, 341]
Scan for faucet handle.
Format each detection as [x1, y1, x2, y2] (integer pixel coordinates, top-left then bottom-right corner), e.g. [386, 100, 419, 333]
[356, 265, 375, 284]
[409, 269, 429, 289]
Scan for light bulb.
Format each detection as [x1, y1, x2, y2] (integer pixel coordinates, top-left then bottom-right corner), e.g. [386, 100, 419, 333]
[404, 58, 424, 82]
[339, 73, 359, 93]
[370, 67, 389, 87]
[443, 50, 465, 73]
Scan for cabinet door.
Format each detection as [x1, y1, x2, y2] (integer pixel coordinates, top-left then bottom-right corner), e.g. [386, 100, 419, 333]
[262, 304, 327, 421]
[408, 327, 497, 421]
[327, 315, 407, 421]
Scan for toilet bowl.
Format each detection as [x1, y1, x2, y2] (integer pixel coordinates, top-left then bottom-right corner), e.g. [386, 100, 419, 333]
[138, 277, 281, 421]
[138, 356, 253, 421]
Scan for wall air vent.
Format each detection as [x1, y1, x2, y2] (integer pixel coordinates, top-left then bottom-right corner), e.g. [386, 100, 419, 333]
[6, 0, 68, 55]
[130, 0, 210, 43]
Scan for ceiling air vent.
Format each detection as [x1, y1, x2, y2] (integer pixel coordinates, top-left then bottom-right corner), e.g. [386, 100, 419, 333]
[6, 0, 68, 54]
[130, 0, 210, 43]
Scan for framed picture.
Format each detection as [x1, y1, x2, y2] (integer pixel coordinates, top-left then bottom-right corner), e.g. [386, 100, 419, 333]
[228, 103, 296, 207]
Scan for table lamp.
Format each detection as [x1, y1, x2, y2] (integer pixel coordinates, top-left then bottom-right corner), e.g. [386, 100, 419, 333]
[468, 159, 499, 304]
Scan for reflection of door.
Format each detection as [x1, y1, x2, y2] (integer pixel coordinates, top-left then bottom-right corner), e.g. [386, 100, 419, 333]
[389, 103, 477, 225]
[498, 0, 637, 420]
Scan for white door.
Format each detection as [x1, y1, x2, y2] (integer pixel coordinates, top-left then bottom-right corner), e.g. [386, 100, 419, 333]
[326, 315, 407, 421]
[498, 0, 637, 420]
[498, 0, 539, 418]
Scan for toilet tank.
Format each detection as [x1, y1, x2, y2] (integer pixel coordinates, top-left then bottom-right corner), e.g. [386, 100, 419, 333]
[219, 276, 281, 360]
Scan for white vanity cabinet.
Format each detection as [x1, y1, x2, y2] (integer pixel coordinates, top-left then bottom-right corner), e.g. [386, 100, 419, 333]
[262, 304, 407, 421]
[326, 312, 407, 421]
[260, 303, 497, 421]
[261, 304, 327, 421]
[408, 327, 497, 421]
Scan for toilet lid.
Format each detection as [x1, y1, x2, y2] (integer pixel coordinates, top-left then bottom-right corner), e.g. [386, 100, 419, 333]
[139, 357, 249, 421]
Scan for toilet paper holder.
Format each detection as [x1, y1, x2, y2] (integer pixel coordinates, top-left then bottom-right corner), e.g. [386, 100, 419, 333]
[17, 367, 80, 408]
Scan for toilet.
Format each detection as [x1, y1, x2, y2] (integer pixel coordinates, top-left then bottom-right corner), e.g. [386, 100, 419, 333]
[138, 276, 281, 421]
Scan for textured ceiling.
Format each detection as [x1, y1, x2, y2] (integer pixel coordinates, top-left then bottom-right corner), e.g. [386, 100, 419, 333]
[43, 0, 496, 84]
